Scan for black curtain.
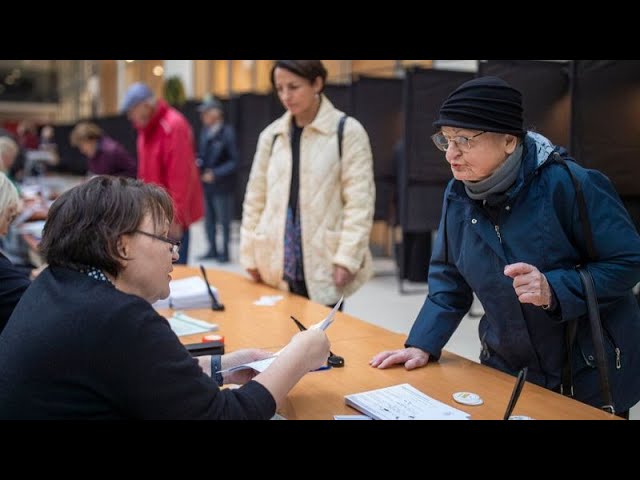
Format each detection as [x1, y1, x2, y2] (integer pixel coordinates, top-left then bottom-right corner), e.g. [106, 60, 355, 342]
[571, 60, 640, 197]
[479, 60, 571, 149]
[398, 68, 475, 282]
[352, 76, 403, 222]
[324, 84, 354, 115]
[229, 93, 283, 219]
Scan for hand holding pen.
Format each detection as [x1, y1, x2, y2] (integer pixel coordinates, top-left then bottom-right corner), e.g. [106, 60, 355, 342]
[290, 316, 345, 367]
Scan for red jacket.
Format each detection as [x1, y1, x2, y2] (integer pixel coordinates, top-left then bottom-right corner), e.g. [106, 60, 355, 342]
[136, 99, 204, 228]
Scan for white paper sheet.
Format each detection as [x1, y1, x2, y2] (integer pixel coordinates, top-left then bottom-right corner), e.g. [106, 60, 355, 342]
[345, 384, 471, 420]
[167, 311, 218, 337]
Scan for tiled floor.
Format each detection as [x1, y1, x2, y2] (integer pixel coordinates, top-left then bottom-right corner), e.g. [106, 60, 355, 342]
[188, 219, 638, 419]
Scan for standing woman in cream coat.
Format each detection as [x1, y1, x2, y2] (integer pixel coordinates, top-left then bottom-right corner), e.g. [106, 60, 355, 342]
[240, 60, 375, 307]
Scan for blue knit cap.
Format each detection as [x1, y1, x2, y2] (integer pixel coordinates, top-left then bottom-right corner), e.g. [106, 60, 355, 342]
[120, 82, 154, 113]
[433, 76, 524, 136]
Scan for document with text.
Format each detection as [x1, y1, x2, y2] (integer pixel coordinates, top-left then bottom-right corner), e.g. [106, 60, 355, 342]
[345, 384, 471, 420]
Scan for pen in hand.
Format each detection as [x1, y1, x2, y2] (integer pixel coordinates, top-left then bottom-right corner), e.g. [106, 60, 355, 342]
[503, 367, 528, 420]
[290, 315, 344, 367]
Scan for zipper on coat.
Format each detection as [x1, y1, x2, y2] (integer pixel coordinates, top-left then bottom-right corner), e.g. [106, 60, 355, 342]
[494, 224, 502, 243]
[602, 324, 621, 369]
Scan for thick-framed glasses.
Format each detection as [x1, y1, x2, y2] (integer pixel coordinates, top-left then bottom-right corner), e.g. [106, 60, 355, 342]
[431, 131, 486, 152]
[134, 230, 181, 256]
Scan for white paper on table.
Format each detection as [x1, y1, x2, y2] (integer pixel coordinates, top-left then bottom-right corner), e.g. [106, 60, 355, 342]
[334, 414, 372, 420]
[153, 276, 220, 310]
[345, 384, 470, 420]
[253, 295, 284, 306]
[167, 311, 218, 337]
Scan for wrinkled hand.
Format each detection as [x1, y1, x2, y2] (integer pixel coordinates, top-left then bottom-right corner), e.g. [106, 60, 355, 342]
[221, 348, 275, 385]
[333, 265, 354, 288]
[369, 347, 430, 370]
[201, 170, 215, 184]
[246, 268, 262, 283]
[504, 262, 552, 307]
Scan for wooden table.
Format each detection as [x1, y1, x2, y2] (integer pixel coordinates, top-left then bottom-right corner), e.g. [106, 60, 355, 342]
[161, 266, 619, 420]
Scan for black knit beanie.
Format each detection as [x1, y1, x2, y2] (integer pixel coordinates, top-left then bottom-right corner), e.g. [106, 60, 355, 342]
[433, 76, 524, 136]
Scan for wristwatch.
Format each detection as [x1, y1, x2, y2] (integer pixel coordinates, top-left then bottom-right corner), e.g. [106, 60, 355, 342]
[210, 354, 224, 387]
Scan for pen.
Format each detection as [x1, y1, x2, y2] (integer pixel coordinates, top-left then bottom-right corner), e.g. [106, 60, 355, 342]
[290, 315, 345, 367]
[503, 367, 528, 420]
[199, 265, 225, 311]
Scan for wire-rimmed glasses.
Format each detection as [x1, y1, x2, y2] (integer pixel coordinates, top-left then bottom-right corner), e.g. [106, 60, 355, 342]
[431, 131, 486, 152]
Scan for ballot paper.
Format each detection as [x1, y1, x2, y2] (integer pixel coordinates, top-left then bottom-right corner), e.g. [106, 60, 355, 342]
[344, 384, 470, 420]
[253, 295, 284, 306]
[218, 297, 344, 374]
[167, 311, 218, 337]
[153, 276, 220, 310]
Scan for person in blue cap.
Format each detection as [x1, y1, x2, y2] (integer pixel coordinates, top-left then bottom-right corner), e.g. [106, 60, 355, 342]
[121, 82, 203, 264]
[370, 76, 640, 418]
[196, 97, 238, 263]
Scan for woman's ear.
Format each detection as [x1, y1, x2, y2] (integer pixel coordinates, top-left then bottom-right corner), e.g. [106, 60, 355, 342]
[312, 76, 323, 95]
[117, 235, 129, 260]
[504, 134, 518, 155]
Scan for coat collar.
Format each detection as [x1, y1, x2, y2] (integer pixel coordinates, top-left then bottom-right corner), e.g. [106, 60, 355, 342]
[139, 99, 170, 134]
[273, 94, 339, 136]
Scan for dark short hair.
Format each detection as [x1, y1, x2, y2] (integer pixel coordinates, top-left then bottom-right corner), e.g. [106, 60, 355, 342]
[270, 60, 328, 93]
[40, 176, 174, 277]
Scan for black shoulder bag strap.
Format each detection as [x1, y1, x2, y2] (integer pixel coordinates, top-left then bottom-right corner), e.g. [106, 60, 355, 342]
[552, 152, 615, 413]
[270, 114, 348, 159]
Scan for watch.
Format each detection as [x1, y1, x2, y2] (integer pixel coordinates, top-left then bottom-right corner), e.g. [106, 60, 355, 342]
[210, 354, 224, 387]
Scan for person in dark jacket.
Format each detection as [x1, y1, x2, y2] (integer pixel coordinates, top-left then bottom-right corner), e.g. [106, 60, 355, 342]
[197, 98, 238, 262]
[0, 176, 329, 419]
[0, 172, 30, 334]
[69, 121, 137, 178]
[370, 76, 640, 417]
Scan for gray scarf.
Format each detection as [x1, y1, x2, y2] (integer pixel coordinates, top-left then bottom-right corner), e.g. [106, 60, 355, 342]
[463, 143, 523, 201]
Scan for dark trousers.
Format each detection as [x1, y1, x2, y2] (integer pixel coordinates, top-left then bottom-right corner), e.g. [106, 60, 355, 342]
[175, 228, 190, 265]
[287, 278, 344, 311]
[204, 190, 233, 260]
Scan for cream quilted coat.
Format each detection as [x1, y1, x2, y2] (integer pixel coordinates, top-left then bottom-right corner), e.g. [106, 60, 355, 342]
[239, 96, 375, 305]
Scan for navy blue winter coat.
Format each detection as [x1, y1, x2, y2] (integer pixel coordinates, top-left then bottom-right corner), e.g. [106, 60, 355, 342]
[406, 132, 640, 412]
[198, 123, 238, 194]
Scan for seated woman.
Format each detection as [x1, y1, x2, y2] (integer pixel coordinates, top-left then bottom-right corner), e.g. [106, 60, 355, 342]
[0, 172, 30, 334]
[0, 176, 329, 419]
[69, 122, 137, 178]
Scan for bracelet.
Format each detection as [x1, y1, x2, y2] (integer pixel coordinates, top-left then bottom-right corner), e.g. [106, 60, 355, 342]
[210, 355, 224, 387]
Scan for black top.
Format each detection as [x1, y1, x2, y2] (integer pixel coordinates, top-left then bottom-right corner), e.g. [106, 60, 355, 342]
[289, 123, 303, 213]
[0, 252, 30, 335]
[0, 267, 276, 419]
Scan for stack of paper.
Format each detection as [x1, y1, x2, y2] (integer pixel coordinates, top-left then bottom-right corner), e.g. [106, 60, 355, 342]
[345, 384, 470, 420]
[153, 276, 220, 310]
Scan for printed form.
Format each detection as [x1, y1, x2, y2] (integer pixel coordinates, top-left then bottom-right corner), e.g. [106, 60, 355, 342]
[345, 384, 471, 420]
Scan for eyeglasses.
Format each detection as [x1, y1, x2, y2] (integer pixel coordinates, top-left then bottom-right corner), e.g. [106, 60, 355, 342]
[431, 131, 486, 152]
[133, 230, 181, 256]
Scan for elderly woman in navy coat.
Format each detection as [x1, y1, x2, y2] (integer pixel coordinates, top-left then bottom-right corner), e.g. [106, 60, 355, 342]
[371, 76, 640, 417]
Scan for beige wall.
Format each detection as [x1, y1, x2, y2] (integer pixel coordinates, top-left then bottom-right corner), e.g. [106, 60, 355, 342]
[99, 60, 118, 115]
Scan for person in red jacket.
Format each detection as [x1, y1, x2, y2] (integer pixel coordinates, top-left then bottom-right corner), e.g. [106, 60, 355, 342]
[121, 82, 203, 264]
